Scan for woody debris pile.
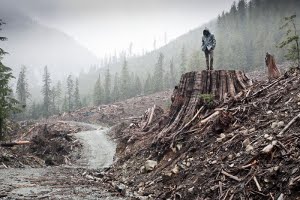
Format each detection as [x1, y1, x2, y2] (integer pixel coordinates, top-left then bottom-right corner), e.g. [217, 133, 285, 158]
[0, 121, 88, 168]
[104, 69, 300, 199]
[50, 91, 172, 126]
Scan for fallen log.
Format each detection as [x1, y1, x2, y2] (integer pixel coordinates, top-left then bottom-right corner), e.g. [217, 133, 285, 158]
[1, 141, 31, 147]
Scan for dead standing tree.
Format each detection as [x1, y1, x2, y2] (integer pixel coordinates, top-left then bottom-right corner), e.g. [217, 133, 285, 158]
[154, 70, 253, 141]
[265, 52, 281, 80]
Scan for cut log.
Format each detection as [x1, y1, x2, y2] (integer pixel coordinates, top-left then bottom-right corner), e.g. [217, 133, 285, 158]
[155, 70, 252, 140]
[1, 140, 31, 147]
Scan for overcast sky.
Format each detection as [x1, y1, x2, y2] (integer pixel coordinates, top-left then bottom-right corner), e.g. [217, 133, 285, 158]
[2, 0, 236, 58]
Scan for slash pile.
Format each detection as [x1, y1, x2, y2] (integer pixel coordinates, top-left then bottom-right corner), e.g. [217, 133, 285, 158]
[50, 91, 172, 126]
[0, 121, 86, 168]
[108, 69, 300, 199]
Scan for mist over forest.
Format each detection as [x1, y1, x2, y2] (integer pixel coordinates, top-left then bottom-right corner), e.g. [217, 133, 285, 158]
[0, 0, 299, 120]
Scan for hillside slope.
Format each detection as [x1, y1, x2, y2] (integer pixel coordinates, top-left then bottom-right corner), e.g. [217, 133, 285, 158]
[0, 7, 99, 81]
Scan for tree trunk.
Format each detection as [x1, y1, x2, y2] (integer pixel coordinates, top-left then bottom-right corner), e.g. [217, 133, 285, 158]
[0, 118, 3, 140]
[265, 53, 281, 80]
[156, 70, 252, 139]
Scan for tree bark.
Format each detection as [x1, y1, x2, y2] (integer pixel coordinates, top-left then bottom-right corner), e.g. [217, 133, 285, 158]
[265, 53, 281, 80]
[156, 70, 252, 139]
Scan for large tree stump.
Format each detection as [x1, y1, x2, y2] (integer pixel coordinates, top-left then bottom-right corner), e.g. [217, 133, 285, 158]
[157, 70, 252, 139]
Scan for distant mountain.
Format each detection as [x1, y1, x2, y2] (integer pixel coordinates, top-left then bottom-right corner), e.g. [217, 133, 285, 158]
[0, 6, 99, 83]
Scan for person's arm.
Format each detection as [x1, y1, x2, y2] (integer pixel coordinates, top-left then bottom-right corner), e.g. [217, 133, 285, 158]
[211, 34, 216, 50]
[201, 37, 206, 51]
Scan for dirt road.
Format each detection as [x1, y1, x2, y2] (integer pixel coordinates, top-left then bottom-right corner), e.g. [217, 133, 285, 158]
[71, 122, 116, 169]
[0, 122, 123, 199]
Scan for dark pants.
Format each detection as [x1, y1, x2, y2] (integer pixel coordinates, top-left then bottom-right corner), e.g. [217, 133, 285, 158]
[205, 50, 214, 70]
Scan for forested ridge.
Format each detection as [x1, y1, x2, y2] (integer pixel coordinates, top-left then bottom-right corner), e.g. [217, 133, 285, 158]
[78, 0, 300, 99]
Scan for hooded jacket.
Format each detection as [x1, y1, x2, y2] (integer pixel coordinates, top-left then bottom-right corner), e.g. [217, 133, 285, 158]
[201, 28, 216, 52]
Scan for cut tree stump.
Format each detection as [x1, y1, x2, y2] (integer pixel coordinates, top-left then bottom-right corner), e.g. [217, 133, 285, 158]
[265, 52, 281, 80]
[156, 70, 252, 139]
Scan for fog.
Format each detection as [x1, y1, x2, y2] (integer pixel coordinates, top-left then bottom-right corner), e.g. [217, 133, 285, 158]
[1, 0, 236, 57]
[0, 0, 236, 102]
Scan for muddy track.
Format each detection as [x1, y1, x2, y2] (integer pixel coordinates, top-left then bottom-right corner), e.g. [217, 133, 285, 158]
[0, 122, 123, 200]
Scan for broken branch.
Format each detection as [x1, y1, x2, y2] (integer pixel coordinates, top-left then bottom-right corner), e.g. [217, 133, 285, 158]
[221, 169, 241, 182]
[278, 113, 300, 136]
[253, 176, 262, 191]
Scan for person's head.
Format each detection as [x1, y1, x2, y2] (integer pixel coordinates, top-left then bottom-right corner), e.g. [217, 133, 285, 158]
[203, 28, 210, 37]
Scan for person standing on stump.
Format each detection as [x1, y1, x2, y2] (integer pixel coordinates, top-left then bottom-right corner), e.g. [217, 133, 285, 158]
[202, 28, 216, 70]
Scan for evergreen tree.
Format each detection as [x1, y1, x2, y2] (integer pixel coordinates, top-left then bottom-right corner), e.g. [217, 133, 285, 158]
[129, 72, 136, 97]
[50, 86, 57, 115]
[112, 73, 120, 102]
[55, 81, 62, 112]
[93, 74, 103, 105]
[169, 59, 176, 87]
[163, 71, 171, 90]
[134, 74, 142, 96]
[41, 66, 51, 118]
[81, 96, 89, 107]
[120, 58, 130, 99]
[180, 46, 187, 75]
[62, 95, 68, 112]
[144, 73, 152, 95]
[153, 53, 164, 92]
[16, 66, 30, 108]
[66, 75, 74, 111]
[187, 50, 202, 71]
[29, 101, 38, 119]
[74, 78, 81, 109]
[278, 14, 300, 67]
[104, 68, 111, 103]
[0, 20, 18, 137]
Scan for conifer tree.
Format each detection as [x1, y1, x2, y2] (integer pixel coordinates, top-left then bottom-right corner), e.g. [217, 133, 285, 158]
[66, 75, 74, 111]
[188, 50, 202, 71]
[0, 20, 18, 137]
[112, 73, 120, 102]
[163, 71, 171, 90]
[120, 58, 130, 99]
[93, 74, 103, 105]
[50, 86, 57, 115]
[169, 59, 176, 87]
[153, 53, 164, 92]
[129, 72, 136, 97]
[180, 46, 187, 75]
[144, 73, 152, 95]
[16, 66, 30, 108]
[278, 14, 300, 67]
[134, 74, 142, 96]
[41, 66, 51, 118]
[62, 95, 68, 112]
[104, 68, 111, 103]
[74, 78, 81, 109]
[55, 81, 62, 112]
